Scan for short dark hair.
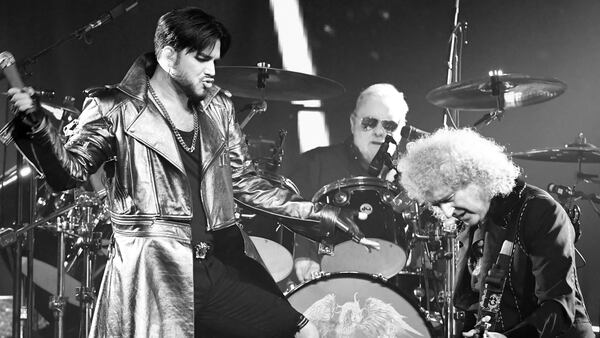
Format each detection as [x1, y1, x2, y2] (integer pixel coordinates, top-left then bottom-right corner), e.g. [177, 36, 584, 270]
[154, 7, 231, 57]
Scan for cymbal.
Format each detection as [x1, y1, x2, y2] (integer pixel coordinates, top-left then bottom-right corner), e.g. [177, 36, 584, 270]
[426, 73, 566, 110]
[511, 143, 600, 163]
[215, 65, 344, 101]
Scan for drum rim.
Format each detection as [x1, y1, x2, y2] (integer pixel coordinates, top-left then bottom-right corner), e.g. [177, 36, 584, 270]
[284, 271, 436, 335]
[311, 176, 400, 202]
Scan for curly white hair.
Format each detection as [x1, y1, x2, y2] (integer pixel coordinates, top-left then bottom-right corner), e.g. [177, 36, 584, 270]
[397, 128, 520, 203]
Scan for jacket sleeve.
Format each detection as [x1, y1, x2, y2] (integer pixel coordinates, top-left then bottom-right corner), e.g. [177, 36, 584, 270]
[506, 197, 578, 337]
[226, 101, 335, 241]
[13, 96, 116, 192]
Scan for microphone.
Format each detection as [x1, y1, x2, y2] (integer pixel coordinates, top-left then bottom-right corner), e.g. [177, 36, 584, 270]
[80, 1, 139, 35]
[368, 134, 396, 177]
[400, 125, 430, 141]
[0, 51, 25, 88]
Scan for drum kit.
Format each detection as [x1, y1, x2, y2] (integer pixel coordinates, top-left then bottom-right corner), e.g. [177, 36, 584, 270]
[216, 62, 578, 338]
[0, 137, 110, 337]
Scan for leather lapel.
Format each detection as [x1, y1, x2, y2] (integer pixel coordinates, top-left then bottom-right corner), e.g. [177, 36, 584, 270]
[125, 102, 184, 173]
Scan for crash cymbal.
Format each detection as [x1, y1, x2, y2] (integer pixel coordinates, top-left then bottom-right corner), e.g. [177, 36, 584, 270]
[426, 73, 566, 111]
[511, 143, 600, 163]
[215, 64, 344, 101]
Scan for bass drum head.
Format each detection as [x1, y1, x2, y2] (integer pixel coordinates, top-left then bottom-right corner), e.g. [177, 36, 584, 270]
[286, 272, 433, 337]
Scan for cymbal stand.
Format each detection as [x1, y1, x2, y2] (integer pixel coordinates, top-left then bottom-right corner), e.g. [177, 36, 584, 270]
[49, 215, 69, 338]
[473, 70, 506, 128]
[443, 0, 467, 129]
[238, 62, 270, 130]
[75, 203, 102, 338]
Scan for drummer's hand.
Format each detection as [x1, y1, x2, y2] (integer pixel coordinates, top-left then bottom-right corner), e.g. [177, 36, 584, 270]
[294, 258, 320, 282]
[7, 87, 44, 127]
[359, 237, 380, 252]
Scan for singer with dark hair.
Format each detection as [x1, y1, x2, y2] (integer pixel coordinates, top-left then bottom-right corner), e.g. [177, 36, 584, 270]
[283, 83, 410, 283]
[7, 7, 379, 338]
[397, 128, 593, 337]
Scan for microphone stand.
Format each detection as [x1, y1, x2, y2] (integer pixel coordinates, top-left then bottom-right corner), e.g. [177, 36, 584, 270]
[0, 1, 139, 82]
[441, 2, 467, 336]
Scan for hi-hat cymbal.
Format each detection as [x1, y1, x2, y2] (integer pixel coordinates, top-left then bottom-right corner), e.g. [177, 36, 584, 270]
[511, 143, 600, 163]
[426, 73, 566, 110]
[215, 65, 344, 101]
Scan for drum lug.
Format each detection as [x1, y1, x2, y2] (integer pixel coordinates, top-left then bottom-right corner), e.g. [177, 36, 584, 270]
[333, 191, 349, 206]
[373, 273, 388, 282]
[311, 271, 329, 280]
[380, 190, 394, 205]
[317, 242, 334, 256]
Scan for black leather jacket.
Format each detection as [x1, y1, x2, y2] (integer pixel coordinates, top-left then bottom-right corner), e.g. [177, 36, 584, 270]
[454, 181, 593, 337]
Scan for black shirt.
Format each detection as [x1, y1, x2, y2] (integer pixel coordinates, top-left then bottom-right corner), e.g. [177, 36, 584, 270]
[178, 129, 212, 244]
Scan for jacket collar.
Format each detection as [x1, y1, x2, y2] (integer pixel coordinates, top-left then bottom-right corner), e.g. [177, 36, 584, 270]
[115, 53, 224, 173]
[485, 178, 527, 229]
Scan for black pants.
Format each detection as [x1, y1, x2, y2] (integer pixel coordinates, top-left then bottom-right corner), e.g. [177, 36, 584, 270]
[193, 228, 304, 338]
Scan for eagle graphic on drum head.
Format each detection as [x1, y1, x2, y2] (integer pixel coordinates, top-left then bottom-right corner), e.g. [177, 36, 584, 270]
[303, 293, 424, 337]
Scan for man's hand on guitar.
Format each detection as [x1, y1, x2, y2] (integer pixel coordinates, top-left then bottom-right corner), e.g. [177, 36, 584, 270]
[462, 316, 507, 338]
[462, 330, 506, 338]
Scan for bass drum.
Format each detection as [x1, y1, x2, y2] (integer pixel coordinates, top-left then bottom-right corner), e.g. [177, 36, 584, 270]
[286, 272, 434, 337]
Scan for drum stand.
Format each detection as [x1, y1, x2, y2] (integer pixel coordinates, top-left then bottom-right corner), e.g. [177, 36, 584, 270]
[49, 217, 68, 338]
[441, 222, 462, 338]
[75, 230, 101, 338]
[68, 200, 102, 338]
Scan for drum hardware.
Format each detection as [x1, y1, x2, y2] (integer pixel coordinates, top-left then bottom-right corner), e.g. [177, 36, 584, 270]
[312, 176, 409, 278]
[1, 187, 107, 338]
[270, 129, 287, 168]
[248, 129, 289, 172]
[237, 100, 267, 130]
[426, 70, 567, 128]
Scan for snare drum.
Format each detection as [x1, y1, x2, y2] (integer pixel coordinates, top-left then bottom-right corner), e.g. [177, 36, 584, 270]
[312, 176, 409, 277]
[286, 272, 434, 337]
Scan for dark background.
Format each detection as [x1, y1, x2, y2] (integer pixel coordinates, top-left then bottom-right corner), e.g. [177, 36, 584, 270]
[1, 0, 599, 327]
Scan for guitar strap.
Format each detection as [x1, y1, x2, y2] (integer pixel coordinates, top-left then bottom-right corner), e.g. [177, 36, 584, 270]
[478, 191, 533, 332]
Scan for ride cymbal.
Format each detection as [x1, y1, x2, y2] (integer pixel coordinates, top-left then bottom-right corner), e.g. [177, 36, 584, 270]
[426, 73, 566, 111]
[511, 143, 600, 163]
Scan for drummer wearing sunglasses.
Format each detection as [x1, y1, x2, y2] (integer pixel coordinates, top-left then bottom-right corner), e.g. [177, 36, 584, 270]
[286, 84, 409, 284]
[349, 87, 406, 168]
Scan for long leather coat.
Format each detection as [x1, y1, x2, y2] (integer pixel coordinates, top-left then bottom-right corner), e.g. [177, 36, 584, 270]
[15, 54, 333, 337]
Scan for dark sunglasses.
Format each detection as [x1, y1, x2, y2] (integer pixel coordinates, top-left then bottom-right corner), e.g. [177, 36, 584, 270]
[360, 117, 399, 133]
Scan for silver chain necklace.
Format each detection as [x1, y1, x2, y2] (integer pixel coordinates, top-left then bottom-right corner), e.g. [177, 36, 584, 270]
[147, 79, 199, 153]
